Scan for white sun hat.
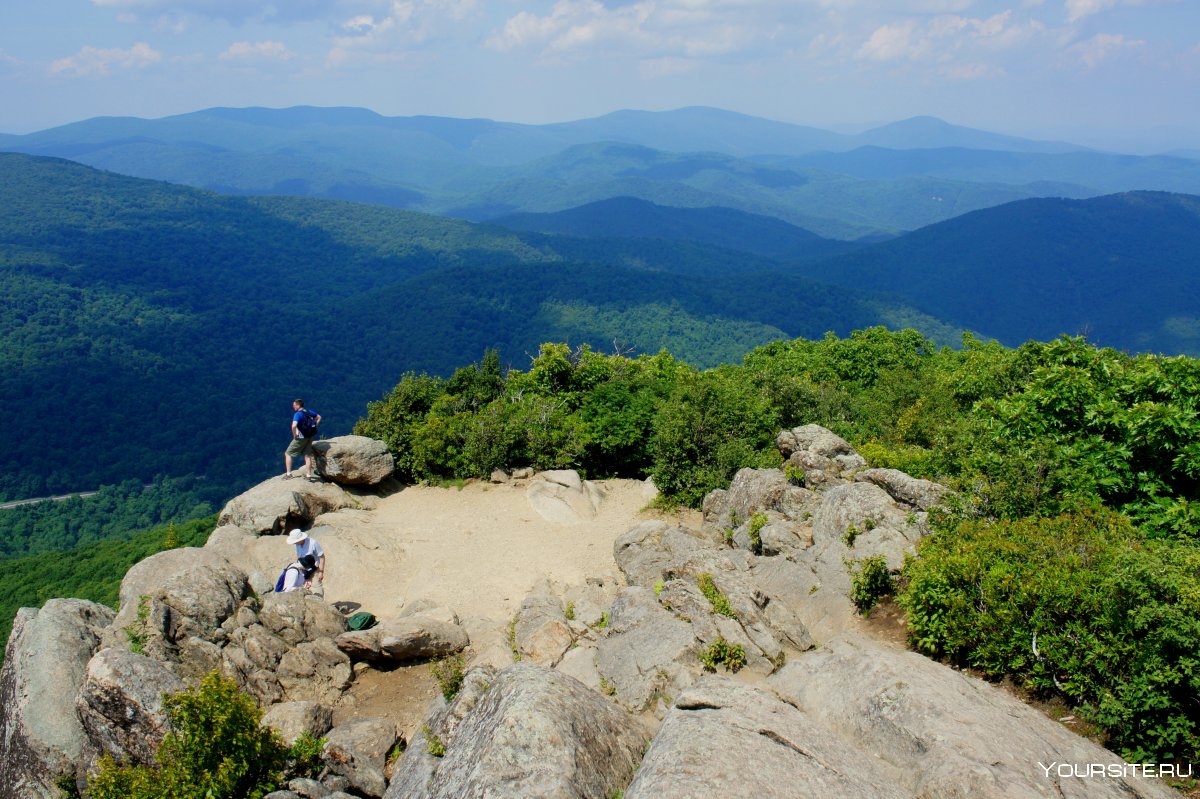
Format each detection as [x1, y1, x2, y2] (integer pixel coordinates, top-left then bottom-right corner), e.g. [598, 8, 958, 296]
[286, 529, 309, 545]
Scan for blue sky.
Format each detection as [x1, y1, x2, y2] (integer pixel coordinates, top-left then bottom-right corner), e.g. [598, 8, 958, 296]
[1, 0, 1197, 151]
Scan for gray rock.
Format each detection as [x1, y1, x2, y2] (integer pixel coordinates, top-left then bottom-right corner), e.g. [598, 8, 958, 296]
[388, 663, 645, 799]
[595, 588, 698, 712]
[513, 587, 573, 666]
[612, 520, 720, 589]
[287, 778, 329, 799]
[625, 676, 907, 799]
[378, 618, 469, 662]
[277, 638, 353, 705]
[265, 792, 302, 799]
[812, 481, 920, 569]
[217, 475, 363, 536]
[489, 469, 510, 484]
[313, 436, 396, 486]
[526, 470, 605, 523]
[0, 600, 114, 799]
[258, 590, 348, 646]
[323, 717, 397, 798]
[855, 467, 951, 511]
[769, 636, 1177, 799]
[75, 647, 183, 769]
[776, 424, 867, 473]
[105, 547, 249, 654]
[710, 468, 802, 531]
[262, 701, 334, 746]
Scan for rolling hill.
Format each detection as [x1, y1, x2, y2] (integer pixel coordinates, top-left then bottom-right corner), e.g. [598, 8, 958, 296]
[792, 191, 1200, 356]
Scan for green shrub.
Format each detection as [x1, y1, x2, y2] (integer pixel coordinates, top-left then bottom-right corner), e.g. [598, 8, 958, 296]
[697, 573, 736, 618]
[286, 732, 325, 779]
[748, 512, 768, 551]
[431, 653, 466, 702]
[898, 508, 1200, 764]
[88, 671, 289, 799]
[700, 638, 747, 672]
[847, 555, 893, 614]
[423, 725, 446, 757]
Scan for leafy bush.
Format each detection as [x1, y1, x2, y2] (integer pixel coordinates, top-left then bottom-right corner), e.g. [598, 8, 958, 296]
[899, 508, 1200, 764]
[431, 653, 466, 702]
[286, 732, 326, 779]
[700, 638, 747, 672]
[88, 671, 289, 799]
[847, 556, 893, 614]
[697, 573, 736, 618]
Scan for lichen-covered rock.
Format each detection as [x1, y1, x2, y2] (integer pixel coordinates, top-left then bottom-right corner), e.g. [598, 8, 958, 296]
[258, 590, 347, 646]
[217, 476, 364, 536]
[625, 676, 908, 799]
[854, 467, 951, 511]
[0, 600, 114, 799]
[512, 586, 573, 667]
[612, 520, 720, 588]
[769, 636, 1177, 799]
[262, 701, 334, 746]
[313, 436, 395, 486]
[277, 638, 353, 705]
[776, 424, 866, 473]
[387, 663, 645, 799]
[323, 717, 397, 798]
[105, 547, 250, 656]
[595, 588, 698, 712]
[75, 648, 182, 771]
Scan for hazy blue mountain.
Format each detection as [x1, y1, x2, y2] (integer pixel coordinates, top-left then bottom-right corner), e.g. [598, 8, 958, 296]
[794, 191, 1200, 356]
[490, 197, 865, 260]
[6, 105, 1170, 238]
[855, 116, 1082, 153]
[768, 146, 1200, 195]
[452, 142, 1065, 238]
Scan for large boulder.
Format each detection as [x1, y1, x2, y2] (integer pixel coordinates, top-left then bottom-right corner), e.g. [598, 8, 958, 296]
[512, 586, 573, 667]
[769, 636, 1177, 799]
[103, 548, 251, 674]
[334, 617, 468, 663]
[388, 663, 646, 799]
[276, 638, 353, 705]
[217, 476, 364, 536]
[258, 590, 348, 646]
[854, 467, 951, 511]
[812, 481, 922, 570]
[75, 648, 183, 771]
[313, 436, 395, 486]
[0, 599, 114, 799]
[323, 717, 398, 798]
[595, 588, 698, 713]
[262, 701, 334, 747]
[526, 470, 605, 523]
[612, 520, 720, 588]
[626, 677, 908, 799]
[705, 468, 815, 532]
[776, 424, 867, 473]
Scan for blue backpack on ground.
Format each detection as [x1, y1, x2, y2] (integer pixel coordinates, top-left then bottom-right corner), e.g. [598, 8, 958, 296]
[297, 409, 319, 439]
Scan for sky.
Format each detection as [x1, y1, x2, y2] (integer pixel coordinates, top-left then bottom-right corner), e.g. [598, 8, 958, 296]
[1, 0, 1198, 151]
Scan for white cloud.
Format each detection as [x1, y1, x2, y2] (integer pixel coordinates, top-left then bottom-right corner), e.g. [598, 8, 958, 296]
[857, 11, 1041, 63]
[49, 42, 162, 76]
[1070, 31, 1144, 67]
[91, 0, 343, 24]
[1065, 0, 1118, 21]
[218, 41, 295, 62]
[325, 0, 482, 67]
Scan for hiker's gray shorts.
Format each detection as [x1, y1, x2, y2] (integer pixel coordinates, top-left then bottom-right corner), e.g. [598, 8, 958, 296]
[286, 437, 314, 457]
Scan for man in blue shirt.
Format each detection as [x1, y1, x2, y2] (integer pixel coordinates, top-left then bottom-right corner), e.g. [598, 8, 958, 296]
[284, 398, 321, 481]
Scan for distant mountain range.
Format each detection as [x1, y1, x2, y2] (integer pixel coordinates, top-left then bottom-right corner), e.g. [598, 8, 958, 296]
[6, 106, 1199, 239]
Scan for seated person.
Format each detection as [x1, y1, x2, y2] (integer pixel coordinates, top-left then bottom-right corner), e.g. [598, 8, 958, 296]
[280, 554, 319, 593]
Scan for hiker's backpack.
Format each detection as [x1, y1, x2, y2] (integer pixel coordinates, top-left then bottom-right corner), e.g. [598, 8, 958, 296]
[347, 611, 377, 631]
[274, 565, 294, 593]
[297, 409, 319, 439]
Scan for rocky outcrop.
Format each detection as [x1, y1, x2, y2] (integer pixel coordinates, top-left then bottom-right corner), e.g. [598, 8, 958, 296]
[335, 615, 469, 664]
[262, 701, 333, 746]
[0, 600, 114, 799]
[323, 717, 398, 798]
[75, 648, 183, 776]
[526, 470, 605, 523]
[626, 677, 908, 799]
[313, 436, 396, 486]
[769, 636, 1176, 799]
[217, 476, 368, 536]
[388, 663, 646, 799]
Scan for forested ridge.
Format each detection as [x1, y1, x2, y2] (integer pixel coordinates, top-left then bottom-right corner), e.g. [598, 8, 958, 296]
[0, 152, 952, 502]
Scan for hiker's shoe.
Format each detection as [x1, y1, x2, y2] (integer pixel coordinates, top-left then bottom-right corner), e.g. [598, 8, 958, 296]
[283, 473, 296, 480]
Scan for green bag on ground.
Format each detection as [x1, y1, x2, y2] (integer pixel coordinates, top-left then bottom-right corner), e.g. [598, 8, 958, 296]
[347, 611, 377, 631]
